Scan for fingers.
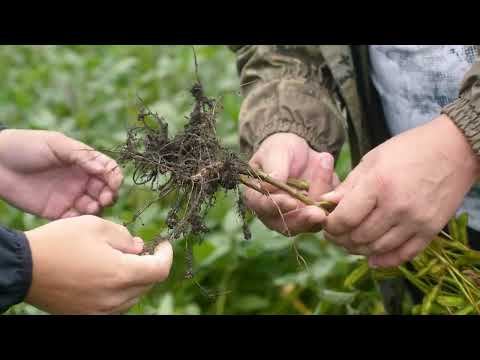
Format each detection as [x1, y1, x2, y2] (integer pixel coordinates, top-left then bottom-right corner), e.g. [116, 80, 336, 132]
[323, 175, 377, 236]
[368, 225, 416, 255]
[103, 158, 123, 192]
[80, 152, 123, 191]
[306, 152, 335, 200]
[86, 177, 105, 199]
[244, 188, 299, 219]
[368, 236, 430, 268]
[74, 194, 101, 215]
[267, 205, 326, 236]
[99, 187, 114, 207]
[347, 208, 398, 246]
[320, 166, 359, 205]
[85, 165, 122, 208]
[105, 223, 144, 254]
[52, 133, 123, 209]
[56, 134, 123, 192]
[121, 240, 173, 286]
[61, 209, 81, 219]
[249, 146, 292, 193]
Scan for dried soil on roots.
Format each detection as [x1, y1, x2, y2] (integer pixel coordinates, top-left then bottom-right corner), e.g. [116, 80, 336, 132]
[117, 80, 253, 280]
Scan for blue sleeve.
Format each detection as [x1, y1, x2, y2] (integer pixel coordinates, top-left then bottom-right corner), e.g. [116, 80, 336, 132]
[0, 226, 33, 314]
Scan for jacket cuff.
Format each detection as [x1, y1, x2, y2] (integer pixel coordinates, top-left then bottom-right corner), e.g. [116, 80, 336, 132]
[239, 78, 346, 159]
[442, 96, 480, 156]
[0, 227, 33, 313]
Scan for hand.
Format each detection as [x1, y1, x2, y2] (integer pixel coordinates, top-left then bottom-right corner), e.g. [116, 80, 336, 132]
[24, 215, 173, 314]
[244, 133, 338, 236]
[0, 129, 123, 220]
[321, 115, 479, 268]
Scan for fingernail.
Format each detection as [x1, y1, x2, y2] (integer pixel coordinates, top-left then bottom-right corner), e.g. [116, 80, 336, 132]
[154, 240, 172, 255]
[320, 154, 334, 170]
[368, 258, 378, 269]
[321, 191, 336, 200]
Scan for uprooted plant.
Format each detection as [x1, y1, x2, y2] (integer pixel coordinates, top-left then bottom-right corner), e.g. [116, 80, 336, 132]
[114, 66, 335, 284]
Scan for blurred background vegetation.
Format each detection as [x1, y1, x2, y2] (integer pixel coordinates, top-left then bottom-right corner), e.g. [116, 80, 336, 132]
[1, 45, 384, 315]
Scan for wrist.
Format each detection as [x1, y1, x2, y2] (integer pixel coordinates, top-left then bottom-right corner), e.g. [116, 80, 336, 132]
[433, 114, 480, 179]
[23, 230, 41, 306]
[261, 132, 310, 150]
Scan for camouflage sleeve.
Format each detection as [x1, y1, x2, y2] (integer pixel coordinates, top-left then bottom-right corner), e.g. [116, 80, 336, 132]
[228, 45, 346, 159]
[442, 61, 480, 156]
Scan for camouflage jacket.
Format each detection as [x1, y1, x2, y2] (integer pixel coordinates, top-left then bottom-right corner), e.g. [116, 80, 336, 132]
[229, 45, 480, 167]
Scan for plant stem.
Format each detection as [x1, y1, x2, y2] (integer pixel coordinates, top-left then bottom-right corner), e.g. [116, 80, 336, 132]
[239, 170, 336, 213]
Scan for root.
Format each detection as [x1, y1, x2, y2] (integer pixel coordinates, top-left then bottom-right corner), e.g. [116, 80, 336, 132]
[113, 49, 336, 282]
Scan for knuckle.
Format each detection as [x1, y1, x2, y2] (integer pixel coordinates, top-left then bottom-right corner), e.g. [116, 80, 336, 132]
[112, 265, 133, 287]
[373, 172, 392, 193]
[50, 131, 66, 142]
[350, 228, 367, 244]
[371, 240, 387, 254]
[414, 211, 435, 231]
[400, 247, 417, 263]
[116, 224, 131, 237]
[81, 214, 104, 229]
[100, 297, 122, 314]
[392, 200, 410, 217]
[338, 216, 358, 231]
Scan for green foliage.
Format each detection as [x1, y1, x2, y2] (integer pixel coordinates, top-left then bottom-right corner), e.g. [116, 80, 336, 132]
[1, 45, 382, 315]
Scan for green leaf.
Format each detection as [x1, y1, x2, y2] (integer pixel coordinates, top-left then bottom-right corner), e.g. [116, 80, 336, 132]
[234, 295, 270, 312]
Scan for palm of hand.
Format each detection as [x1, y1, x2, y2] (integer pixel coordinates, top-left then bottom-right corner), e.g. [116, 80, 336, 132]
[0, 130, 122, 220]
[12, 165, 98, 219]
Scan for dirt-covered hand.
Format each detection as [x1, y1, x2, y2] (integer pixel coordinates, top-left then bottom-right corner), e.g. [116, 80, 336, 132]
[24, 215, 173, 314]
[245, 132, 339, 236]
[0, 129, 123, 220]
[321, 115, 479, 268]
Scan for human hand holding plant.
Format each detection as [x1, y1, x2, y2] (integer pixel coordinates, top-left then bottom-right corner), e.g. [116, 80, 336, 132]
[244, 132, 339, 236]
[321, 115, 480, 268]
[25, 215, 173, 314]
[0, 129, 123, 220]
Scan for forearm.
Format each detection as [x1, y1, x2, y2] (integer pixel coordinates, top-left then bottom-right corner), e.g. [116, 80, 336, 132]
[229, 45, 346, 159]
[0, 225, 33, 314]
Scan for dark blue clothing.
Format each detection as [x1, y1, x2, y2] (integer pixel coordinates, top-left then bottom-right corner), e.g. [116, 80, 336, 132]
[0, 226, 32, 313]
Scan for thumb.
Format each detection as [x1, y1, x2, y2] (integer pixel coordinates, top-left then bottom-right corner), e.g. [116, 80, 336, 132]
[104, 223, 144, 255]
[49, 133, 106, 175]
[308, 152, 335, 200]
[122, 240, 174, 286]
[320, 165, 361, 204]
[250, 148, 292, 193]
